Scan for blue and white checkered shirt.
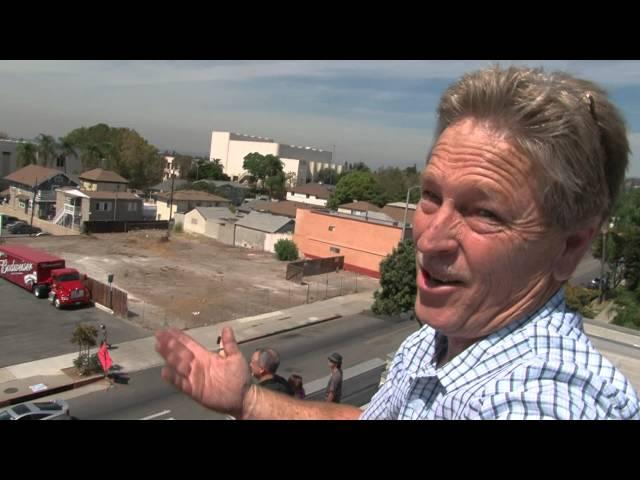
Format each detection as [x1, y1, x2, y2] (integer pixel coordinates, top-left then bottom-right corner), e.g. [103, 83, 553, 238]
[361, 289, 640, 419]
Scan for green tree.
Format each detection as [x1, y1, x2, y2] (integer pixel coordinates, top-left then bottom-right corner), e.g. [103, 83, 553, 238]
[188, 159, 228, 181]
[372, 239, 417, 315]
[274, 239, 299, 261]
[63, 124, 163, 189]
[317, 167, 339, 185]
[36, 133, 57, 167]
[16, 142, 38, 167]
[327, 170, 387, 209]
[171, 154, 195, 178]
[70, 323, 98, 358]
[265, 171, 286, 200]
[242, 152, 283, 184]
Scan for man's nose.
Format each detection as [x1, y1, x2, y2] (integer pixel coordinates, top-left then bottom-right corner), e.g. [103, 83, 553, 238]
[415, 202, 459, 256]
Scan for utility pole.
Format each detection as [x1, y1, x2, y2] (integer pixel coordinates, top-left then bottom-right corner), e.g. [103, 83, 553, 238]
[30, 177, 38, 227]
[167, 174, 176, 238]
[401, 185, 420, 242]
[113, 184, 118, 221]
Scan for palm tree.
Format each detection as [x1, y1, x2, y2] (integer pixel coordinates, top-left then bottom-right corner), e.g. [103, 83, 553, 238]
[16, 142, 38, 167]
[36, 134, 57, 167]
[57, 137, 77, 173]
[81, 143, 105, 170]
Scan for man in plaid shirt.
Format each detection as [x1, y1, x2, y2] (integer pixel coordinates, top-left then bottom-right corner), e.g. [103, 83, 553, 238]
[155, 65, 640, 420]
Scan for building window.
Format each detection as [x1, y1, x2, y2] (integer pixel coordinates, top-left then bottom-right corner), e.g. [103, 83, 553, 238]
[191, 218, 198, 225]
[127, 202, 137, 212]
[96, 201, 112, 212]
[328, 225, 335, 231]
[56, 156, 65, 168]
[330, 246, 340, 254]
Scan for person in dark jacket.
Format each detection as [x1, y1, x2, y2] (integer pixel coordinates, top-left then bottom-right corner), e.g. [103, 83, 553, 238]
[249, 348, 294, 396]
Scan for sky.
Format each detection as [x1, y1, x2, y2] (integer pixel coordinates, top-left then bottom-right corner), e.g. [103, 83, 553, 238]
[1, 60, 639, 178]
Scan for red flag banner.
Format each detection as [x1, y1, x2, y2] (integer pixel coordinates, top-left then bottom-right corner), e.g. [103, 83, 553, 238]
[98, 343, 113, 373]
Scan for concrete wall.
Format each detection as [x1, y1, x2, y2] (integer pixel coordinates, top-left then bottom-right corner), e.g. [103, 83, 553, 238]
[293, 209, 403, 278]
[204, 219, 222, 239]
[218, 222, 236, 245]
[184, 209, 207, 235]
[286, 192, 327, 207]
[235, 226, 266, 250]
[210, 131, 230, 168]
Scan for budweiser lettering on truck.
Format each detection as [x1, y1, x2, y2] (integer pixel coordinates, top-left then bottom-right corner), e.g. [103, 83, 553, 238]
[0, 244, 91, 308]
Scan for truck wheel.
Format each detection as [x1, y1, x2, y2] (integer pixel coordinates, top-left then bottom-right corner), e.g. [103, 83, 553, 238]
[54, 298, 61, 309]
[33, 286, 40, 298]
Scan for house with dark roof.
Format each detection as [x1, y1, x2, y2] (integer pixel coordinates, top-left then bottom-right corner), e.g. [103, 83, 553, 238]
[337, 201, 383, 218]
[234, 210, 295, 252]
[4, 164, 79, 219]
[154, 190, 231, 220]
[382, 201, 417, 226]
[285, 182, 333, 207]
[78, 168, 129, 192]
[54, 187, 144, 230]
[183, 206, 240, 244]
[240, 199, 312, 219]
[192, 179, 250, 206]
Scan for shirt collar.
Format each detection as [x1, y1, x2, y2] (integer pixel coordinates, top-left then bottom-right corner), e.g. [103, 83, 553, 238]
[412, 288, 566, 392]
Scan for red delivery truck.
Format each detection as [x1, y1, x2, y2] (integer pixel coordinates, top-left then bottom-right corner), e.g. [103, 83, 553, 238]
[0, 244, 90, 308]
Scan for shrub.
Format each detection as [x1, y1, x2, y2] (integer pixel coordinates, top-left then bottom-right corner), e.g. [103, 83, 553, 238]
[564, 282, 598, 318]
[73, 353, 103, 376]
[274, 239, 299, 261]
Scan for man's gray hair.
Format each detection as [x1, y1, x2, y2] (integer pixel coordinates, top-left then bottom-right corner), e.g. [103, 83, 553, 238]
[434, 65, 629, 229]
[255, 348, 280, 374]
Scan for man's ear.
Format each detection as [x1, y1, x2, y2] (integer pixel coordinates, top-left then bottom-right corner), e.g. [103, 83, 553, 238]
[552, 218, 601, 282]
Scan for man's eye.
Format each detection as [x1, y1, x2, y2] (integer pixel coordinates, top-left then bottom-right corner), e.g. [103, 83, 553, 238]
[422, 190, 440, 203]
[477, 209, 501, 221]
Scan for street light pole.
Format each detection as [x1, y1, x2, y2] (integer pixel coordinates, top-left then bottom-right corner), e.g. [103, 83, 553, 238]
[401, 185, 420, 242]
[167, 173, 175, 238]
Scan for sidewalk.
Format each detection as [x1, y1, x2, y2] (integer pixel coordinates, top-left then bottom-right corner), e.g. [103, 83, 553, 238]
[0, 290, 376, 407]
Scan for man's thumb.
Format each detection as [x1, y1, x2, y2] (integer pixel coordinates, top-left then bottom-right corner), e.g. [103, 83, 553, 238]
[221, 327, 240, 356]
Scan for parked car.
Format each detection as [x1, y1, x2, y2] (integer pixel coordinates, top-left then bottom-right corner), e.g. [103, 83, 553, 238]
[8, 223, 41, 235]
[0, 215, 20, 227]
[0, 399, 71, 420]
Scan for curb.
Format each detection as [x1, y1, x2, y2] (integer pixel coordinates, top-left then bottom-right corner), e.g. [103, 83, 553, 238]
[235, 314, 343, 346]
[94, 302, 114, 315]
[0, 374, 105, 408]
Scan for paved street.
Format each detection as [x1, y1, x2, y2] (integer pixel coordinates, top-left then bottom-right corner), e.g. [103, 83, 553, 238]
[60, 312, 418, 419]
[0, 280, 149, 368]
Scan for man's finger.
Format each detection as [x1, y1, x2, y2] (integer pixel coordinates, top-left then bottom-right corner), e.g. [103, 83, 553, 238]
[221, 327, 240, 356]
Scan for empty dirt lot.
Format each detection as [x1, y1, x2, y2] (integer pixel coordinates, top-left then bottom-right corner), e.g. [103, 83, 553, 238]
[5, 230, 379, 331]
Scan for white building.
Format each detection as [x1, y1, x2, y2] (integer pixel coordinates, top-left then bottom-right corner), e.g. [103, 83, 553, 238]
[285, 183, 333, 207]
[209, 131, 342, 185]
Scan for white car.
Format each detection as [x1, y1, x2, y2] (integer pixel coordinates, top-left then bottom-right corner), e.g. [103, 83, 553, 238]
[0, 400, 71, 420]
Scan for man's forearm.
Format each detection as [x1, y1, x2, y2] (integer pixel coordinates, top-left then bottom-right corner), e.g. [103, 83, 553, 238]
[241, 384, 362, 420]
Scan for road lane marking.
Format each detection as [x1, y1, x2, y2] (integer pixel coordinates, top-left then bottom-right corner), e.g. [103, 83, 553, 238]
[140, 410, 171, 420]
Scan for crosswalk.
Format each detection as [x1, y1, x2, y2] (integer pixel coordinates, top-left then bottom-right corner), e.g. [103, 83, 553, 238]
[140, 409, 175, 420]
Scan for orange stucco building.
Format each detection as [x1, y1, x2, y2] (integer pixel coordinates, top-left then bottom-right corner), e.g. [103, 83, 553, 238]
[293, 208, 409, 278]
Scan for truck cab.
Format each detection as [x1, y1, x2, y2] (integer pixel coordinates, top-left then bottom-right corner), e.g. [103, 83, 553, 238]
[47, 268, 91, 309]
